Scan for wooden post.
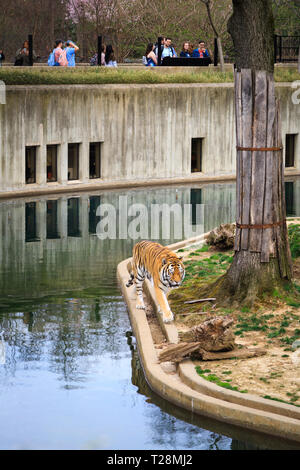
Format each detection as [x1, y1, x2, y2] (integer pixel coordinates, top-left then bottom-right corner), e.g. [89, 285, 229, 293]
[157, 36, 162, 66]
[214, 38, 218, 66]
[97, 36, 102, 66]
[274, 34, 277, 64]
[28, 34, 33, 66]
[279, 35, 282, 62]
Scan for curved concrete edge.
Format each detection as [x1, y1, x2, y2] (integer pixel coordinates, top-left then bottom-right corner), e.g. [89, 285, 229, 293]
[117, 240, 300, 443]
[145, 278, 300, 422]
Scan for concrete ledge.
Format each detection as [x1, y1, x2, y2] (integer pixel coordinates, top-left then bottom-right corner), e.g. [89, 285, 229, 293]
[0, 174, 236, 200]
[1, 170, 300, 201]
[117, 234, 300, 443]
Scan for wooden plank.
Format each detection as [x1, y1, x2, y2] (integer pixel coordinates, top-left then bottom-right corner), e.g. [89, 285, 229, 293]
[249, 71, 267, 252]
[184, 298, 216, 305]
[158, 342, 201, 363]
[261, 74, 276, 262]
[240, 69, 253, 250]
[235, 71, 242, 251]
[275, 101, 291, 279]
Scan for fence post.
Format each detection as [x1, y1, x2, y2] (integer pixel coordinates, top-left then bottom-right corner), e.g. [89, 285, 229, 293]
[98, 36, 102, 66]
[28, 34, 33, 66]
[158, 37, 162, 66]
[274, 34, 277, 64]
[214, 38, 218, 67]
[279, 35, 282, 63]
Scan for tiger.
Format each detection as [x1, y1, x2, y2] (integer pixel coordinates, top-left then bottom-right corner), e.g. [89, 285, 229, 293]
[126, 241, 185, 324]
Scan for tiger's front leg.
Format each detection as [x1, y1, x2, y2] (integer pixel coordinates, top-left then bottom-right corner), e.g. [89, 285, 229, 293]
[154, 287, 174, 324]
[134, 275, 146, 311]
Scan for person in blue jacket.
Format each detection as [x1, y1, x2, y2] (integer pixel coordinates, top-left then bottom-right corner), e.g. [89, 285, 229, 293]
[65, 40, 79, 67]
[192, 40, 210, 58]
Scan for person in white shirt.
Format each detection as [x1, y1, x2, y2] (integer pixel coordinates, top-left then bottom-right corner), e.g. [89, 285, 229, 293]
[161, 38, 177, 59]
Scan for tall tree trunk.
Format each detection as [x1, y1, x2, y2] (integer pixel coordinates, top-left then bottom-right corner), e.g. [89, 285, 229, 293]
[208, 0, 292, 306]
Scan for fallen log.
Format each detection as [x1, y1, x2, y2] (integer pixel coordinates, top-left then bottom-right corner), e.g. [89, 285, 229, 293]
[198, 347, 266, 361]
[158, 343, 266, 363]
[158, 342, 201, 363]
[158, 316, 267, 365]
[179, 316, 236, 352]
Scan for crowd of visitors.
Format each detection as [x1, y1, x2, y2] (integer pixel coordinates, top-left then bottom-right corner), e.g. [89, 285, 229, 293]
[5, 36, 209, 67]
[143, 37, 210, 66]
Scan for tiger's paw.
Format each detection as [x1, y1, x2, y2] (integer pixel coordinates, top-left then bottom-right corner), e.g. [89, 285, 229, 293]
[162, 311, 174, 324]
[136, 302, 146, 310]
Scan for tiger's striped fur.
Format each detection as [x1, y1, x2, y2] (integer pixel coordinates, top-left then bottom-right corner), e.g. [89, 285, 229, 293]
[126, 241, 185, 323]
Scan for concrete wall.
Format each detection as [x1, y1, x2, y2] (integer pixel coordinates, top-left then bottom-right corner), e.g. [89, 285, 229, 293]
[0, 83, 299, 195]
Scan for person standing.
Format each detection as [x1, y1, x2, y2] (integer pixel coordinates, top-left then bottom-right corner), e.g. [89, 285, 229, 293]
[144, 43, 157, 67]
[65, 40, 79, 67]
[180, 42, 191, 58]
[105, 45, 117, 67]
[53, 39, 68, 66]
[192, 40, 210, 58]
[161, 38, 177, 59]
[0, 50, 5, 66]
[15, 40, 37, 66]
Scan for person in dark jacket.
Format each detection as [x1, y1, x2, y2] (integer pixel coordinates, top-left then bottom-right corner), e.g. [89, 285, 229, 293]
[15, 41, 37, 66]
[0, 50, 5, 66]
[180, 42, 191, 58]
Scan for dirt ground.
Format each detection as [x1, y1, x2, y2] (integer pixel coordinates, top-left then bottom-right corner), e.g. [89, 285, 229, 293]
[146, 219, 300, 407]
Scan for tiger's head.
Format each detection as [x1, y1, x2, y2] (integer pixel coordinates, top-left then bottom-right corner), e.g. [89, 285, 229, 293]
[160, 255, 185, 289]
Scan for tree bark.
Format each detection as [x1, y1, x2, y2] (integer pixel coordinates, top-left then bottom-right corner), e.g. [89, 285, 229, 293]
[228, 0, 275, 74]
[207, 0, 293, 306]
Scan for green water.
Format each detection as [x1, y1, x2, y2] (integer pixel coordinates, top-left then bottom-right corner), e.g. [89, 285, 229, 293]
[0, 182, 299, 450]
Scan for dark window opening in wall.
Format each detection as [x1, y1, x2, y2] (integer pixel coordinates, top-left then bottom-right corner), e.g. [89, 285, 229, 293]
[25, 202, 39, 242]
[26, 147, 37, 184]
[90, 143, 102, 179]
[285, 182, 295, 217]
[47, 145, 58, 182]
[191, 138, 203, 173]
[191, 189, 202, 226]
[68, 198, 81, 237]
[89, 196, 101, 234]
[68, 144, 80, 181]
[47, 200, 60, 239]
[285, 134, 297, 168]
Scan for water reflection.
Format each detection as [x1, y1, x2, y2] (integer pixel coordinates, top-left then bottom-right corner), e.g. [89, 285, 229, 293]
[0, 180, 299, 450]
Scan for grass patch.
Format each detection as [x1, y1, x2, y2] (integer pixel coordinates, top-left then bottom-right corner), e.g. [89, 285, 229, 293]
[263, 395, 300, 408]
[195, 366, 248, 393]
[0, 67, 234, 86]
[0, 66, 298, 86]
[288, 224, 300, 260]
